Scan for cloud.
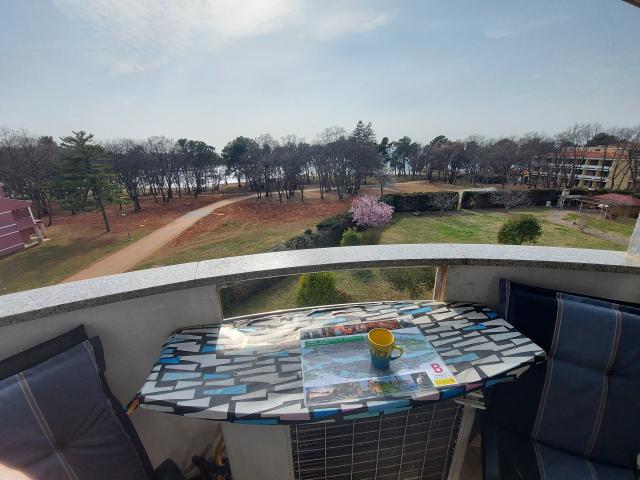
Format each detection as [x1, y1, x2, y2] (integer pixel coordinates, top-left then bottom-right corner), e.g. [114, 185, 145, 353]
[485, 15, 570, 40]
[485, 28, 514, 39]
[53, 0, 390, 74]
[308, 10, 390, 41]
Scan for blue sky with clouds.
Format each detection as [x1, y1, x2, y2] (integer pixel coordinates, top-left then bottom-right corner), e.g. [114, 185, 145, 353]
[1, 0, 639, 147]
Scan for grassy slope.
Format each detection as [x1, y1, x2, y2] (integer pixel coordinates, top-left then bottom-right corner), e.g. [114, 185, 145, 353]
[224, 208, 627, 317]
[563, 213, 636, 237]
[223, 269, 421, 318]
[0, 226, 146, 293]
[138, 218, 309, 268]
[375, 209, 625, 251]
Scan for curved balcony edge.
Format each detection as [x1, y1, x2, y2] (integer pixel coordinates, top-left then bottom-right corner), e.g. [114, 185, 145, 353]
[1, 243, 639, 327]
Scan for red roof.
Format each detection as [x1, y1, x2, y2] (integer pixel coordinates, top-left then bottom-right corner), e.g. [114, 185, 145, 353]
[0, 197, 32, 211]
[591, 193, 640, 206]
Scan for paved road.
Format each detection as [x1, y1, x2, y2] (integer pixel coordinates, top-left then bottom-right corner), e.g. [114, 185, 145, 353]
[62, 194, 254, 283]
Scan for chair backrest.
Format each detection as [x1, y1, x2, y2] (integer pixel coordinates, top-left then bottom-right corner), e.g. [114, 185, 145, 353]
[488, 280, 640, 470]
[0, 326, 152, 480]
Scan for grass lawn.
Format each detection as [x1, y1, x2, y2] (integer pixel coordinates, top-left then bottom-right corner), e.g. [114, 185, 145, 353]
[563, 213, 636, 237]
[138, 218, 318, 268]
[368, 209, 626, 251]
[137, 196, 350, 268]
[223, 207, 628, 318]
[0, 226, 147, 294]
[223, 269, 425, 318]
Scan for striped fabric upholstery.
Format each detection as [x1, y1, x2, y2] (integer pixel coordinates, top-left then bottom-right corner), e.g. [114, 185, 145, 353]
[0, 340, 150, 480]
[483, 280, 640, 478]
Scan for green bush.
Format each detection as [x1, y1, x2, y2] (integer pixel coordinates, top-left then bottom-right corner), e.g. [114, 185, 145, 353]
[316, 211, 352, 246]
[381, 267, 435, 298]
[340, 228, 362, 246]
[295, 272, 341, 306]
[497, 215, 542, 245]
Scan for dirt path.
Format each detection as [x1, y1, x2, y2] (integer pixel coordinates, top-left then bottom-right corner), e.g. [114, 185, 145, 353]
[62, 194, 254, 282]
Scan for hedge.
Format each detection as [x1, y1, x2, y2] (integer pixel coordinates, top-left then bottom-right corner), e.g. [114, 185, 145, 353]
[461, 189, 561, 209]
[315, 211, 353, 246]
[381, 192, 460, 212]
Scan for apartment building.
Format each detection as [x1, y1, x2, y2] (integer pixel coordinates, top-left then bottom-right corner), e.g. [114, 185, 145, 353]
[532, 146, 637, 190]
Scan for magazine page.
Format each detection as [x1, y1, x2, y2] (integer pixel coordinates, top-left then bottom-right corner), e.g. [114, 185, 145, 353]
[300, 319, 456, 407]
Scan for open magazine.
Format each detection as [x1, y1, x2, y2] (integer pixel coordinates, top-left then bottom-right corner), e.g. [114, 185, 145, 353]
[300, 318, 457, 407]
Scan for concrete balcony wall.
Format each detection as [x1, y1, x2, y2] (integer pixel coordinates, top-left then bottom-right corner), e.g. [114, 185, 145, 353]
[0, 284, 223, 468]
[443, 266, 640, 307]
[0, 244, 639, 475]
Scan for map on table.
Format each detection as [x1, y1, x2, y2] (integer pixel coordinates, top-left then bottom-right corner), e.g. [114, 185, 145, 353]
[300, 318, 456, 407]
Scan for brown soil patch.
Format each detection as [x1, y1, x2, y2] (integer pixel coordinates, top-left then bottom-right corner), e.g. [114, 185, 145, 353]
[47, 192, 230, 235]
[172, 193, 351, 245]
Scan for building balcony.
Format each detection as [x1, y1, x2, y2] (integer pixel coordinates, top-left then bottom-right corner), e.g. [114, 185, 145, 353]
[1, 244, 639, 480]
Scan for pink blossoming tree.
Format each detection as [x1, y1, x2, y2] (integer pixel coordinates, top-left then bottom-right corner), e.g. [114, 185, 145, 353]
[350, 195, 394, 229]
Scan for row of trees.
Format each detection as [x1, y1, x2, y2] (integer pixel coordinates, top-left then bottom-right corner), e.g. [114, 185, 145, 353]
[384, 124, 640, 190]
[0, 129, 224, 231]
[1, 122, 639, 232]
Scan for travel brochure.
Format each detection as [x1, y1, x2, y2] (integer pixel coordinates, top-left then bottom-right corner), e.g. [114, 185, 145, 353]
[300, 318, 457, 407]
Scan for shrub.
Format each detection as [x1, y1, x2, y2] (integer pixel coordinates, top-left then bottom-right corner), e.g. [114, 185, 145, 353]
[295, 272, 341, 306]
[381, 267, 435, 299]
[350, 195, 394, 228]
[497, 215, 542, 245]
[316, 211, 351, 230]
[340, 228, 362, 246]
[316, 211, 352, 246]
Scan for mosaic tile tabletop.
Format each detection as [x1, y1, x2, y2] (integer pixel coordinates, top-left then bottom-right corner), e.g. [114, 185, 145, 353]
[136, 301, 545, 424]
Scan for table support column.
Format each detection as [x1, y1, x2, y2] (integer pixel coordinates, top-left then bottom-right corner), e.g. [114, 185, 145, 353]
[221, 423, 295, 480]
[434, 264, 449, 301]
[447, 406, 476, 480]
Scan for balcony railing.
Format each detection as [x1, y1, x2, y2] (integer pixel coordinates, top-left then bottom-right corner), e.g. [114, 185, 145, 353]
[1, 243, 639, 479]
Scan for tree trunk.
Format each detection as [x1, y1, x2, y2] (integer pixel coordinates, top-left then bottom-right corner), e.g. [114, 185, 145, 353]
[46, 197, 53, 227]
[96, 196, 111, 233]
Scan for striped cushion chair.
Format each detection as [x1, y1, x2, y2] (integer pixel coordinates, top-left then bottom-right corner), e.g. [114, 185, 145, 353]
[0, 326, 185, 480]
[482, 280, 640, 480]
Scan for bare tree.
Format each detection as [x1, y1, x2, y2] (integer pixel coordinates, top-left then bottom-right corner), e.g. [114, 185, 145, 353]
[490, 190, 530, 210]
[373, 163, 393, 196]
[429, 192, 459, 214]
[0, 128, 59, 225]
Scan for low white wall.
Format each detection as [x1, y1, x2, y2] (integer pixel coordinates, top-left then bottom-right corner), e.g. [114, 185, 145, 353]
[0, 285, 223, 469]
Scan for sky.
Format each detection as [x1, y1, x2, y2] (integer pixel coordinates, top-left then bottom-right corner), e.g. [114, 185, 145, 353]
[1, 0, 639, 148]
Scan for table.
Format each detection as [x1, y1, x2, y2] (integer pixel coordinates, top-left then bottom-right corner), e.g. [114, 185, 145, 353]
[137, 301, 545, 480]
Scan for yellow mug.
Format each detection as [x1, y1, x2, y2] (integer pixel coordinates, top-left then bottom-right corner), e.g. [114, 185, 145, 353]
[367, 328, 403, 370]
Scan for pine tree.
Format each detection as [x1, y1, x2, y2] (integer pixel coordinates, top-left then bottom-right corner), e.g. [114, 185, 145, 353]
[57, 131, 116, 232]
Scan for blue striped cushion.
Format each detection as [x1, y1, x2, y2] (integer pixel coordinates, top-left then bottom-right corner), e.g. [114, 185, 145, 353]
[498, 280, 640, 470]
[0, 341, 150, 480]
